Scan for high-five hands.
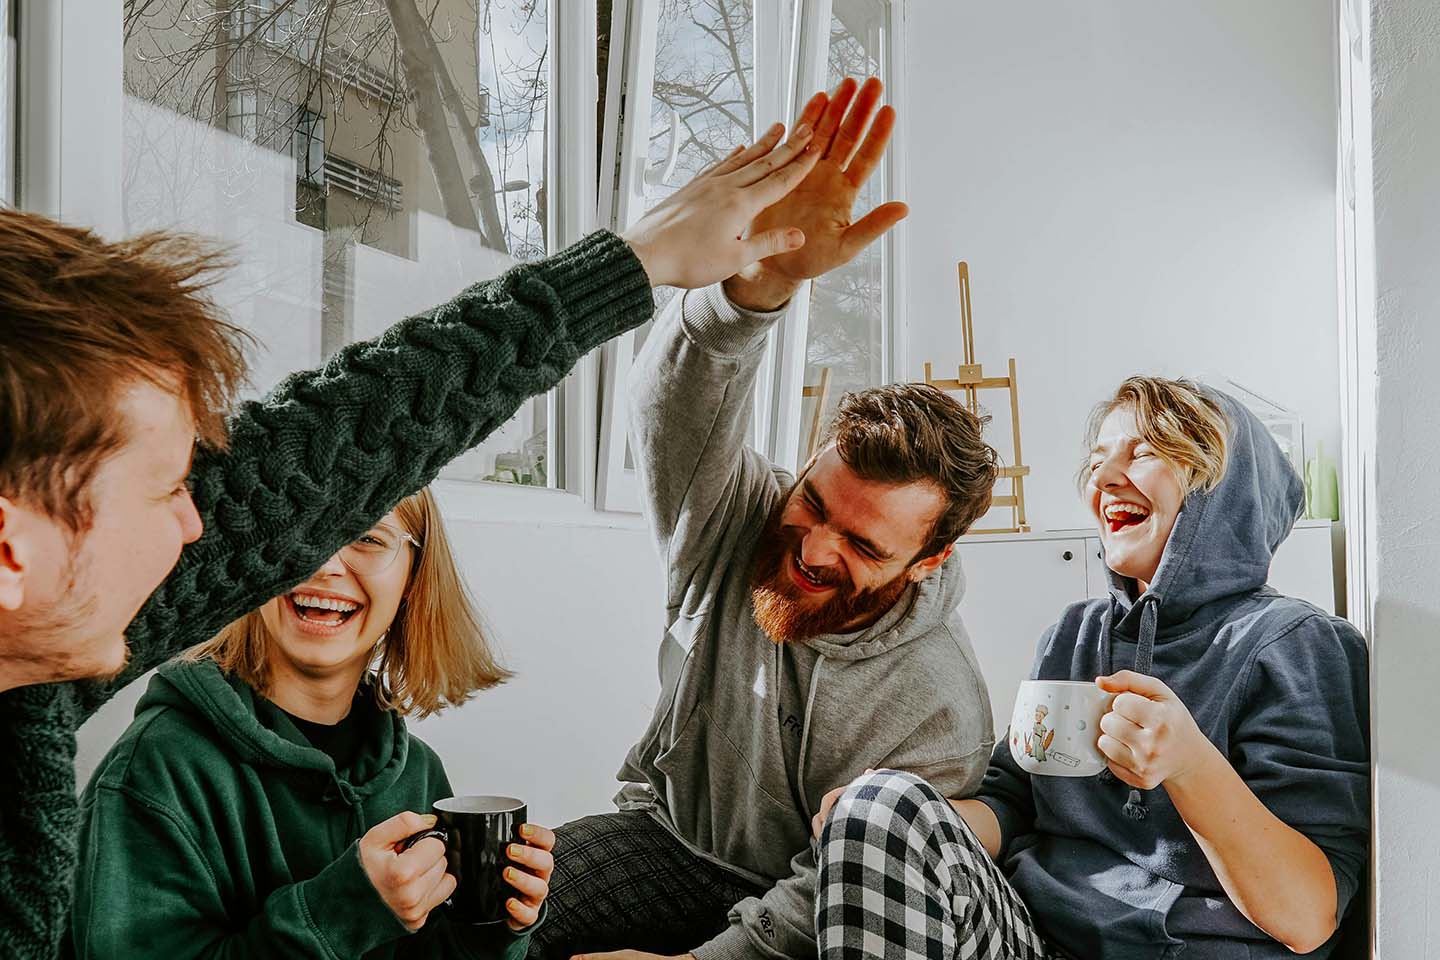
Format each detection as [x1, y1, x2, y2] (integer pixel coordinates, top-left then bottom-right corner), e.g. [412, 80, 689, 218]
[622, 75, 906, 301]
[622, 120, 820, 290]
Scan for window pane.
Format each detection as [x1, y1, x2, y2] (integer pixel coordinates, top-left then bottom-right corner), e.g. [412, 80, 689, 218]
[123, 0, 557, 488]
[648, 0, 755, 211]
[803, 0, 888, 451]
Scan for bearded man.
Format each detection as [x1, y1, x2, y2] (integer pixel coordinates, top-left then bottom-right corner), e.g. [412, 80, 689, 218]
[530, 78, 1000, 960]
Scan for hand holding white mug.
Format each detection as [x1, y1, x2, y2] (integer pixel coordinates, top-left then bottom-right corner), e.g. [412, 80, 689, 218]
[1095, 670, 1220, 790]
[359, 811, 455, 931]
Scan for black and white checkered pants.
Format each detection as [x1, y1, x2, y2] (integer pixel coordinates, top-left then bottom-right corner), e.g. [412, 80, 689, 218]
[815, 770, 1058, 960]
[527, 810, 766, 960]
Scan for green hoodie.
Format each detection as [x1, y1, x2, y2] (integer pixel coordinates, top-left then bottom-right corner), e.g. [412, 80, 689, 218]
[69, 659, 534, 960]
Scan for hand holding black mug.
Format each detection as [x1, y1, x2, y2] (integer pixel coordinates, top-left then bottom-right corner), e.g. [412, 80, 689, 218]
[363, 802, 555, 932]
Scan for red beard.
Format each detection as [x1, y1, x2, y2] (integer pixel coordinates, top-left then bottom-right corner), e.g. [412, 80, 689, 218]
[748, 496, 912, 643]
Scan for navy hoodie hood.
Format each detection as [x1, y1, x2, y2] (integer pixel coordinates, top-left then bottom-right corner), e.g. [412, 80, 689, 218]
[977, 387, 1370, 960]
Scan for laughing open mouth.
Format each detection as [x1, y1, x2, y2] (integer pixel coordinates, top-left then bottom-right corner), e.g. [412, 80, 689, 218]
[287, 593, 363, 627]
[1103, 502, 1151, 534]
[790, 554, 841, 593]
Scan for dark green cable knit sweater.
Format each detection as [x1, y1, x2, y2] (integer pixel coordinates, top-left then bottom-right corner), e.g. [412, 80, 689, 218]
[0, 230, 653, 960]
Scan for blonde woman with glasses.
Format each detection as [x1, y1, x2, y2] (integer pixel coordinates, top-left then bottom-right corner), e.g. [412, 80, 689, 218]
[68, 487, 553, 960]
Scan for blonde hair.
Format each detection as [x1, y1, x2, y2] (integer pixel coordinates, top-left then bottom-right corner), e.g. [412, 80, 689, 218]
[184, 487, 511, 718]
[1081, 377, 1231, 495]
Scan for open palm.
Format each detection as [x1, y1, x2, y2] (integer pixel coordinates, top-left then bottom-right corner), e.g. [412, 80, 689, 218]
[727, 77, 909, 310]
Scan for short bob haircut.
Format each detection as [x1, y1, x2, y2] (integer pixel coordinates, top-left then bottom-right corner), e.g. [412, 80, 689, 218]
[1080, 376, 1231, 496]
[184, 486, 510, 718]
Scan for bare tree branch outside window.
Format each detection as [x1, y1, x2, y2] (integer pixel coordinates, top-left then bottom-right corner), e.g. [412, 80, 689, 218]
[123, 0, 550, 347]
[121, 0, 557, 485]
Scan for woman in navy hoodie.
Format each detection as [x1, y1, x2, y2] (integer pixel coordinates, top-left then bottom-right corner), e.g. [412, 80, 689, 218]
[810, 377, 1369, 960]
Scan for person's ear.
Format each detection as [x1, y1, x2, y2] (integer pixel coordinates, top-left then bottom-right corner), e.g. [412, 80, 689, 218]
[907, 542, 954, 582]
[0, 498, 30, 612]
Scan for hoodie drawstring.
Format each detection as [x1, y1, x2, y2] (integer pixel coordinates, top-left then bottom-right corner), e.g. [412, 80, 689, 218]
[795, 656, 826, 822]
[1097, 598, 1119, 787]
[1118, 592, 1161, 820]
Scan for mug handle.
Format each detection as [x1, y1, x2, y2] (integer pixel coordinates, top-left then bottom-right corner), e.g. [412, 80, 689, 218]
[399, 827, 448, 852]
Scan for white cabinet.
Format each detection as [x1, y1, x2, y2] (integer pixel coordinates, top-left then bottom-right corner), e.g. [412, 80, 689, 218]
[952, 538, 1089, 738]
[954, 521, 1342, 735]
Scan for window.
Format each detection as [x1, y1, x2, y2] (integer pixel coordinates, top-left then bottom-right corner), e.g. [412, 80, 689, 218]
[292, 107, 324, 187]
[598, 0, 898, 507]
[224, 89, 324, 187]
[236, 0, 321, 66]
[114, 0, 568, 490]
[25, 0, 900, 514]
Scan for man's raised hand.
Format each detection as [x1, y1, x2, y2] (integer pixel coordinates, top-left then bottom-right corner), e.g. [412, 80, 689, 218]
[724, 76, 909, 311]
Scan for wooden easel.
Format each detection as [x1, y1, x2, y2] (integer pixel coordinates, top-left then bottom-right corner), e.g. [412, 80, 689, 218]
[801, 366, 833, 463]
[923, 262, 1031, 534]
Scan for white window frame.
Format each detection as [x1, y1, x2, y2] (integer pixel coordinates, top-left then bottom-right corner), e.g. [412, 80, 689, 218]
[594, 0, 663, 514]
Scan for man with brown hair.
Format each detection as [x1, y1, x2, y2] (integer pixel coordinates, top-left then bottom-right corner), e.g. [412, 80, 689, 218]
[531, 79, 1000, 960]
[0, 109, 827, 960]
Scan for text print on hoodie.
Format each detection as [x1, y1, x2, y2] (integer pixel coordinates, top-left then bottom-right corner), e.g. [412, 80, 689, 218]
[616, 285, 997, 960]
[977, 388, 1369, 960]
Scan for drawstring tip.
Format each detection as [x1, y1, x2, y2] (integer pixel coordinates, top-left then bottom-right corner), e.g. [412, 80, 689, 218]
[1122, 789, 1149, 820]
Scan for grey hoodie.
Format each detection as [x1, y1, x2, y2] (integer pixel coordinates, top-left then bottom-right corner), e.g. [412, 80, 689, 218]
[616, 285, 995, 960]
[978, 390, 1370, 960]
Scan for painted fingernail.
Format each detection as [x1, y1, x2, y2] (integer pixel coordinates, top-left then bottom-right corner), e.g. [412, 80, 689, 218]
[520, 824, 534, 839]
[421, 814, 438, 827]
[505, 867, 516, 881]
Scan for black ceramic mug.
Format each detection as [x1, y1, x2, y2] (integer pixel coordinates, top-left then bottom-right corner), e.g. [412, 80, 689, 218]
[404, 795, 528, 924]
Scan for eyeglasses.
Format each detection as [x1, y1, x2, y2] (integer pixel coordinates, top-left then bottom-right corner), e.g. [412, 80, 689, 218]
[339, 522, 423, 576]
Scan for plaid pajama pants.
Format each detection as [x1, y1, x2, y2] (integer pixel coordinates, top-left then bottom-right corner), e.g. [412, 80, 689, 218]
[527, 810, 766, 960]
[815, 770, 1059, 960]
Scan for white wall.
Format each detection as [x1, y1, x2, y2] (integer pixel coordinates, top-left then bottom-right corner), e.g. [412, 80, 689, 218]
[901, 1, 1341, 531]
[1368, 0, 1440, 954]
[77, 509, 666, 830]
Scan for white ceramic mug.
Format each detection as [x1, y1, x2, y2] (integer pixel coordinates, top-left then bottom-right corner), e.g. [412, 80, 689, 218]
[1007, 680, 1115, 777]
